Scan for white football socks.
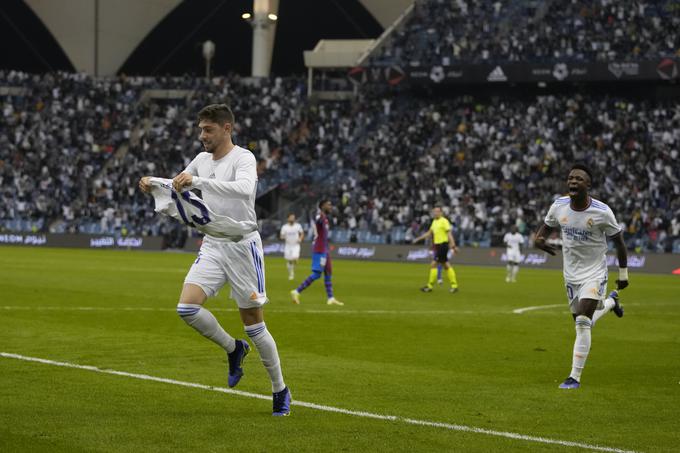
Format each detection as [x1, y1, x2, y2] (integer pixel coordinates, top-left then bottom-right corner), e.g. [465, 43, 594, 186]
[287, 262, 294, 279]
[591, 297, 615, 325]
[177, 303, 236, 353]
[512, 265, 519, 281]
[570, 315, 592, 381]
[245, 322, 286, 392]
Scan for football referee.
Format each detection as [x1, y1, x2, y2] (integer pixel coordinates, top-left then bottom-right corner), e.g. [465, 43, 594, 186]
[412, 206, 459, 293]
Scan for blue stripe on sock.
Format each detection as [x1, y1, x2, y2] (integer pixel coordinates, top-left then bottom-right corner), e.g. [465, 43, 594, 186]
[177, 306, 200, 316]
[246, 326, 266, 337]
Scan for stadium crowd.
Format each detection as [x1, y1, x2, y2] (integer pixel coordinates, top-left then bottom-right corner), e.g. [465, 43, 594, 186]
[372, 0, 680, 67]
[329, 93, 680, 253]
[2, 69, 680, 252]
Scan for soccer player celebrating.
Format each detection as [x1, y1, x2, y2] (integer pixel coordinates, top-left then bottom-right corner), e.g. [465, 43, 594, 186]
[290, 200, 343, 306]
[138, 104, 291, 415]
[413, 206, 459, 293]
[503, 225, 524, 282]
[280, 213, 304, 280]
[534, 164, 628, 390]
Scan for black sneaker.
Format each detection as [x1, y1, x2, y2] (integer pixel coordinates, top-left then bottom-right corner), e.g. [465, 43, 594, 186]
[420, 286, 433, 293]
[273, 387, 291, 416]
[227, 339, 250, 387]
[559, 377, 580, 389]
[609, 290, 624, 318]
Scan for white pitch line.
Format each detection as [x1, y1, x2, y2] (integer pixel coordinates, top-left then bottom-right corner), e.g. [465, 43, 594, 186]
[513, 304, 565, 314]
[0, 306, 493, 316]
[0, 352, 637, 453]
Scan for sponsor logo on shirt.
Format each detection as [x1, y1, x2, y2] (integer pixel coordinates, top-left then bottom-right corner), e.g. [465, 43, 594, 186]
[562, 226, 592, 241]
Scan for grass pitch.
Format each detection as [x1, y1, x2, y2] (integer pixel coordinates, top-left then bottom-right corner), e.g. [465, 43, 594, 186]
[0, 246, 678, 452]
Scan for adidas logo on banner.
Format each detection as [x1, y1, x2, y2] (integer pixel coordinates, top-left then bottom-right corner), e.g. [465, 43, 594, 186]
[487, 66, 507, 82]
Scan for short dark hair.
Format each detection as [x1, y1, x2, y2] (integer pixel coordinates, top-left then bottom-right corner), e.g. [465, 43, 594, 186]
[197, 104, 234, 125]
[570, 163, 593, 181]
[318, 199, 330, 209]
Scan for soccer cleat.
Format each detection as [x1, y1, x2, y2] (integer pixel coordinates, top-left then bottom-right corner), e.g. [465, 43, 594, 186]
[609, 290, 624, 318]
[558, 377, 580, 389]
[327, 297, 344, 306]
[290, 289, 300, 305]
[505, 276, 511, 283]
[227, 339, 250, 388]
[437, 279, 443, 286]
[272, 387, 291, 416]
[449, 287, 458, 293]
[420, 286, 433, 293]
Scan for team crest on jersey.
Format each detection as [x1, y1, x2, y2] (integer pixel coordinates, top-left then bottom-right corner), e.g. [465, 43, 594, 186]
[560, 217, 568, 224]
[586, 218, 594, 228]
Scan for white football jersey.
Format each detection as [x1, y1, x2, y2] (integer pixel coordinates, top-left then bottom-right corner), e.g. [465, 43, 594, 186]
[184, 146, 257, 227]
[280, 222, 303, 246]
[149, 178, 257, 238]
[544, 196, 621, 284]
[503, 232, 524, 253]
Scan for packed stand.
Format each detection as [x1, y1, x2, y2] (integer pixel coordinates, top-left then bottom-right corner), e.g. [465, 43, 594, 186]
[0, 71, 145, 233]
[326, 93, 680, 253]
[2, 71, 680, 253]
[371, 0, 680, 67]
[71, 76, 378, 240]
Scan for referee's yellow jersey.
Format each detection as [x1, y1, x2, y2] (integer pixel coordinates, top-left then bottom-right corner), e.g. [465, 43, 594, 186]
[430, 217, 451, 244]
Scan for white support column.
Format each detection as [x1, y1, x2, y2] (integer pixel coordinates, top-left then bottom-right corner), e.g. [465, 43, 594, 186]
[251, 0, 279, 77]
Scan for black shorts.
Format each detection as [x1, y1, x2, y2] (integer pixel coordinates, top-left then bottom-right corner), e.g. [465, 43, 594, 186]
[433, 243, 449, 263]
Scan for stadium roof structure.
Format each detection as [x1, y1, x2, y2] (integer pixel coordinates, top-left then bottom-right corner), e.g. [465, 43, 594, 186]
[2, 0, 412, 76]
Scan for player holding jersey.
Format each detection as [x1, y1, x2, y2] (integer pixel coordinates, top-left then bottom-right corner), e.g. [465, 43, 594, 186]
[138, 104, 290, 415]
[290, 200, 343, 306]
[503, 225, 524, 283]
[535, 164, 628, 390]
[280, 214, 304, 280]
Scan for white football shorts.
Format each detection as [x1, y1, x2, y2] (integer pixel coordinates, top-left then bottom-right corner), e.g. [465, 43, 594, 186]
[506, 249, 521, 263]
[184, 231, 268, 309]
[284, 244, 301, 261]
[565, 277, 608, 313]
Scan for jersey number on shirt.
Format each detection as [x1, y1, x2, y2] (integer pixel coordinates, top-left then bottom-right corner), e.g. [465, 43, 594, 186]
[171, 191, 211, 227]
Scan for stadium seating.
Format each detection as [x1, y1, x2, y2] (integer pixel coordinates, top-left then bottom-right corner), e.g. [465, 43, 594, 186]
[1, 70, 679, 252]
[371, 0, 680, 67]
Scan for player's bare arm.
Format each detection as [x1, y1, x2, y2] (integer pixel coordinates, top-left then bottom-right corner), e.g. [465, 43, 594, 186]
[534, 223, 557, 256]
[448, 231, 458, 254]
[412, 230, 432, 244]
[298, 231, 305, 243]
[138, 176, 152, 193]
[172, 172, 193, 192]
[610, 232, 629, 290]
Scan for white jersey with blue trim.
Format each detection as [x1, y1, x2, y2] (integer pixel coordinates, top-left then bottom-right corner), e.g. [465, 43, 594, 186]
[149, 178, 257, 238]
[544, 196, 621, 284]
[183, 146, 258, 228]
